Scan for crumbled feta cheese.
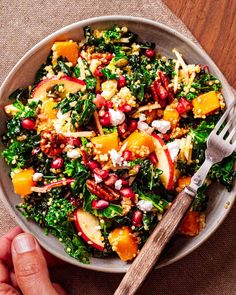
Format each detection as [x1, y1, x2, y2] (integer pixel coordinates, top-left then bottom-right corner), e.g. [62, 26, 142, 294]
[94, 174, 103, 184]
[54, 111, 72, 133]
[108, 109, 125, 126]
[33, 173, 43, 182]
[137, 121, 149, 132]
[167, 140, 180, 162]
[109, 149, 123, 166]
[139, 113, 146, 121]
[151, 120, 171, 134]
[137, 200, 153, 212]
[115, 179, 122, 190]
[57, 110, 70, 119]
[67, 149, 81, 159]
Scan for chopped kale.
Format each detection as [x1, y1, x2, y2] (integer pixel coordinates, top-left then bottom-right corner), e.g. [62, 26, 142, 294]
[53, 56, 72, 76]
[131, 159, 162, 191]
[137, 190, 169, 213]
[56, 92, 96, 128]
[100, 67, 118, 80]
[192, 184, 208, 212]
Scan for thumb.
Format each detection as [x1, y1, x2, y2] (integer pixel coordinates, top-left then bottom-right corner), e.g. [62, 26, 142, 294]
[11, 233, 59, 295]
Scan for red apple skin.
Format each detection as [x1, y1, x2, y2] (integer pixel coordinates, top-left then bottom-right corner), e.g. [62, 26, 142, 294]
[152, 134, 174, 190]
[31, 76, 86, 98]
[74, 209, 104, 251]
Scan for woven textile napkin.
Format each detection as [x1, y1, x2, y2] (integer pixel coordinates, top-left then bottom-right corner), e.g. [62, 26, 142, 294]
[0, 1, 235, 294]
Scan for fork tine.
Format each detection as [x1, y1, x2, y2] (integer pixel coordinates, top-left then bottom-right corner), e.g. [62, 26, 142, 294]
[213, 100, 236, 134]
[226, 127, 236, 143]
[219, 115, 236, 138]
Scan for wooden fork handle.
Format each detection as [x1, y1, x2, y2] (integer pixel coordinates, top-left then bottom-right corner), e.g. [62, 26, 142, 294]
[114, 190, 194, 295]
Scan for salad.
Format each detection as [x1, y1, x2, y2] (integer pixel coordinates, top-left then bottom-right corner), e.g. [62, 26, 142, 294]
[2, 25, 235, 264]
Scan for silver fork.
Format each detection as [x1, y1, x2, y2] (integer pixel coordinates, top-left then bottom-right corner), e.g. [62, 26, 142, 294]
[115, 101, 236, 295]
[185, 100, 236, 197]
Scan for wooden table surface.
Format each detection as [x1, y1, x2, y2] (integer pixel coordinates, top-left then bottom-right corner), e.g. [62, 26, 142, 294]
[164, 0, 236, 88]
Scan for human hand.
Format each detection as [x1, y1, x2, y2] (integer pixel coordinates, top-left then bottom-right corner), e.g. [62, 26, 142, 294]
[0, 227, 66, 295]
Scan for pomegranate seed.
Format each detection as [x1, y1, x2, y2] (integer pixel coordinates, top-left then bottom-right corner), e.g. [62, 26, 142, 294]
[145, 49, 155, 58]
[122, 150, 132, 161]
[87, 160, 100, 171]
[69, 197, 82, 208]
[149, 152, 158, 165]
[21, 118, 36, 130]
[105, 100, 113, 108]
[120, 178, 129, 187]
[128, 120, 138, 133]
[132, 210, 143, 227]
[66, 137, 81, 147]
[99, 111, 111, 126]
[32, 147, 40, 156]
[93, 94, 106, 108]
[94, 65, 104, 77]
[117, 75, 126, 89]
[92, 199, 109, 210]
[104, 174, 118, 186]
[120, 187, 135, 199]
[93, 168, 109, 179]
[118, 122, 128, 136]
[118, 104, 132, 113]
[51, 157, 64, 169]
[204, 65, 209, 73]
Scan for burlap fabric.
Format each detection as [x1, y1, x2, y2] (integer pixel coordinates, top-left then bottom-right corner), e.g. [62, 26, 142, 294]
[0, 1, 235, 294]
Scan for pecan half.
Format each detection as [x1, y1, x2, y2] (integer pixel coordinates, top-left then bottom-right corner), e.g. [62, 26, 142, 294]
[86, 179, 120, 201]
[40, 130, 66, 157]
[144, 109, 158, 125]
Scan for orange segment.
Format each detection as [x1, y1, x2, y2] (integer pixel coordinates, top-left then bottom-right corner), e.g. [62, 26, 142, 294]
[124, 130, 155, 158]
[192, 91, 220, 117]
[41, 100, 58, 119]
[12, 168, 35, 197]
[108, 226, 138, 261]
[177, 176, 191, 191]
[52, 41, 79, 66]
[163, 109, 180, 128]
[179, 211, 204, 236]
[91, 132, 119, 154]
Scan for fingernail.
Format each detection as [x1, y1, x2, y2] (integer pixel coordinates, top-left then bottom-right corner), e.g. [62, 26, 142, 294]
[13, 234, 36, 254]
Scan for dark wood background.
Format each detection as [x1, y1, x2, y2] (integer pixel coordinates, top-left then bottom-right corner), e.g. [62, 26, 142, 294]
[164, 0, 236, 88]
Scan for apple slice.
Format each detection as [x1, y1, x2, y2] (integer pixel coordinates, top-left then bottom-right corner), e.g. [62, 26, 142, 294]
[31, 76, 86, 99]
[152, 134, 174, 190]
[74, 208, 104, 251]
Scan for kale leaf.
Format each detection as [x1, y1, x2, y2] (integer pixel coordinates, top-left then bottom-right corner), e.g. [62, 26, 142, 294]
[9, 87, 31, 104]
[56, 92, 96, 128]
[209, 154, 236, 191]
[45, 199, 90, 263]
[64, 158, 91, 194]
[53, 56, 72, 76]
[192, 184, 208, 212]
[2, 134, 40, 168]
[131, 159, 162, 191]
[137, 190, 169, 213]
[103, 25, 121, 42]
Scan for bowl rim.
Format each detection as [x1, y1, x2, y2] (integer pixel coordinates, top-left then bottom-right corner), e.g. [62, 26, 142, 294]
[0, 15, 235, 273]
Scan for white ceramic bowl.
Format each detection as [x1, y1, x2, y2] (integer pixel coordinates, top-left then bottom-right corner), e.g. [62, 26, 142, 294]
[0, 16, 235, 273]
